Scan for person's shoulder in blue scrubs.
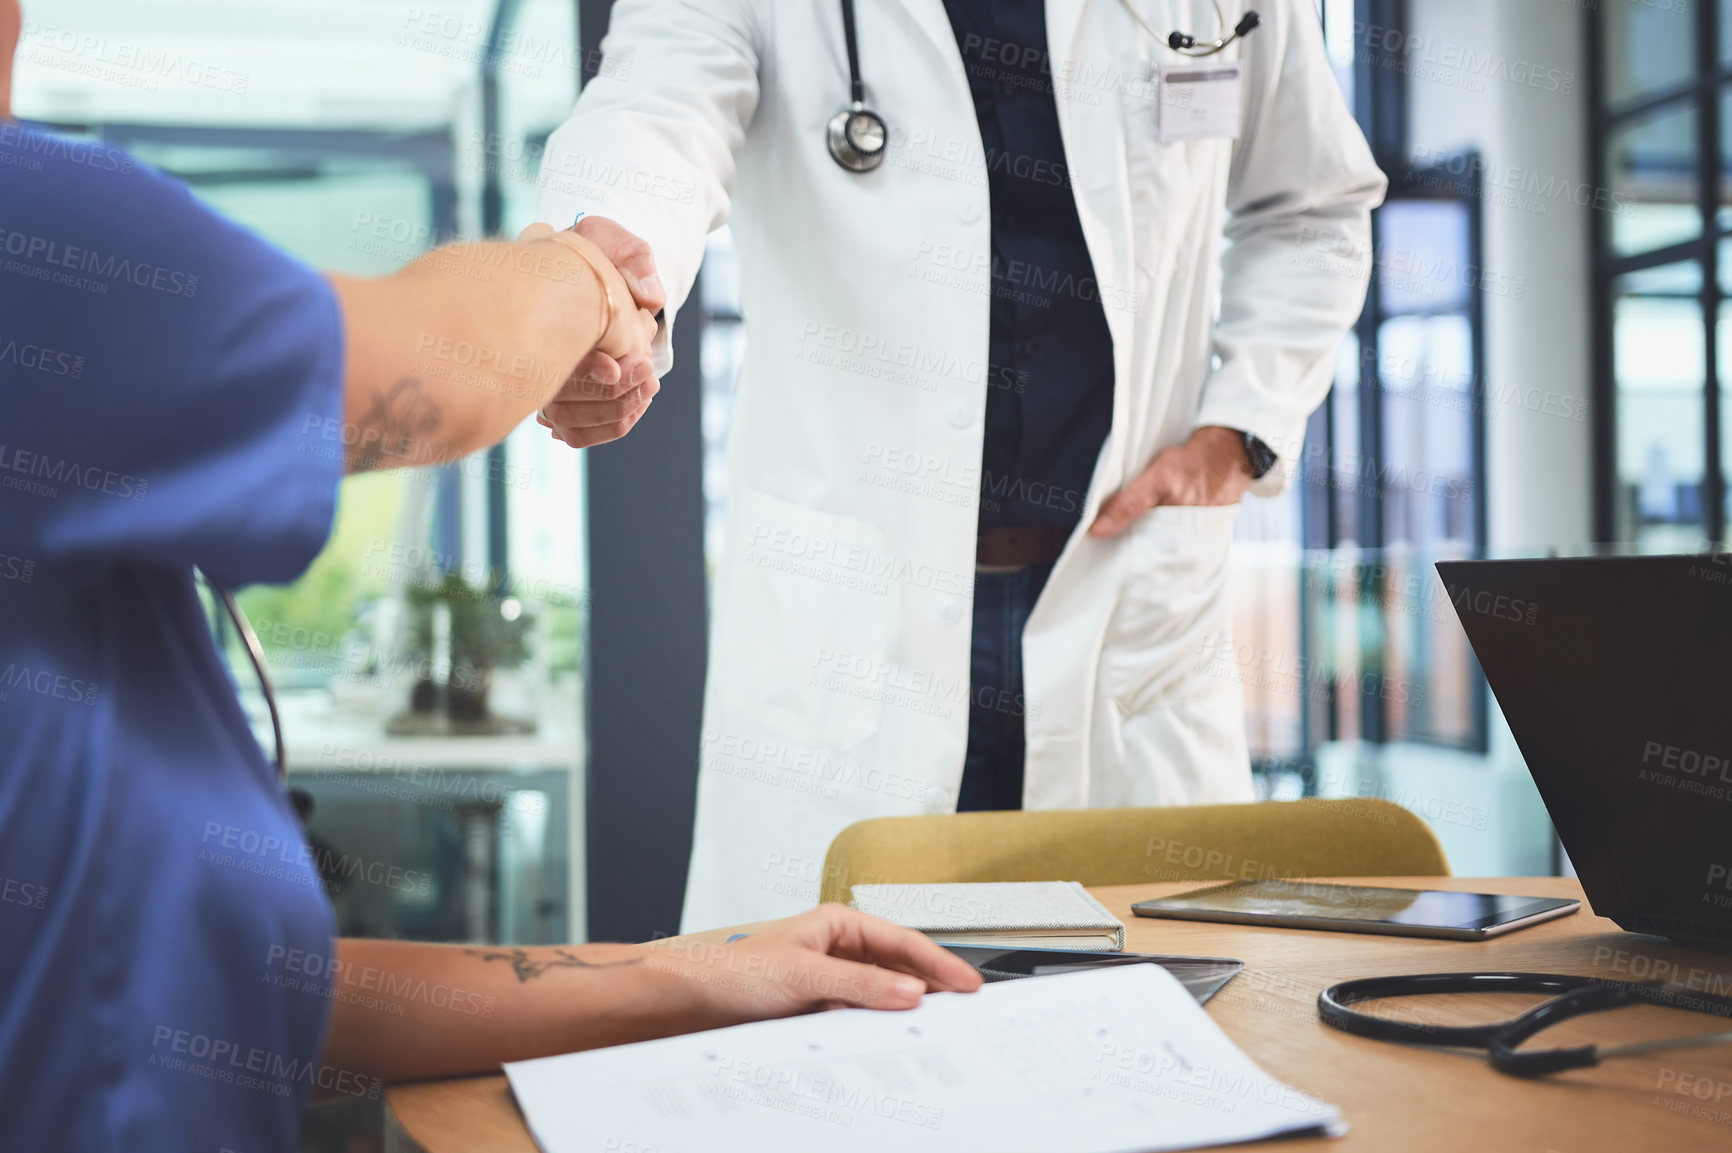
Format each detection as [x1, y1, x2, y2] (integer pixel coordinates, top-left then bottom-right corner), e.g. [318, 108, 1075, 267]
[0, 119, 349, 1152]
[0, 9, 986, 1147]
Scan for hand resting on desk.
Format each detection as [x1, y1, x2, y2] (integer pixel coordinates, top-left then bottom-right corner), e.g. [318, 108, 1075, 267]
[321, 905, 982, 1085]
[645, 903, 984, 1026]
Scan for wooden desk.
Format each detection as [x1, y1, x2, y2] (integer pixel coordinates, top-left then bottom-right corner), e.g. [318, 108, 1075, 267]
[384, 877, 1732, 1152]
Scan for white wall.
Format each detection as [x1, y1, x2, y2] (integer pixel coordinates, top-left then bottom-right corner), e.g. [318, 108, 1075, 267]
[1405, 0, 1595, 555]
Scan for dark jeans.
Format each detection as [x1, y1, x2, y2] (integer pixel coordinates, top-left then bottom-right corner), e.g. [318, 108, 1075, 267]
[956, 562, 1055, 812]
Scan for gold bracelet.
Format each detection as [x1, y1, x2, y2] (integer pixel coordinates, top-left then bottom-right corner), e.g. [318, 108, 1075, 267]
[565, 242, 617, 342]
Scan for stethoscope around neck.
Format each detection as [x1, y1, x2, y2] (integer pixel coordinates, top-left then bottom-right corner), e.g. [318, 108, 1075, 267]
[202, 573, 289, 784]
[826, 0, 1261, 173]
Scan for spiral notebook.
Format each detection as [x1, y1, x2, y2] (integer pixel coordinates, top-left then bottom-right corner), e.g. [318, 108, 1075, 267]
[851, 880, 1128, 951]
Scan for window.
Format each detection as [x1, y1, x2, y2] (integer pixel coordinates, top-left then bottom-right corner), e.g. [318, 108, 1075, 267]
[1240, 1, 1490, 795]
[1292, 157, 1489, 757]
[1589, 0, 1728, 548]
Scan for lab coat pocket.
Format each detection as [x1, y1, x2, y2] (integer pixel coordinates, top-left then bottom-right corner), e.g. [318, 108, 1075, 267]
[1099, 503, 1238, 717]
[1093, 673, 1252, 808]
[710, 488, 894, 751]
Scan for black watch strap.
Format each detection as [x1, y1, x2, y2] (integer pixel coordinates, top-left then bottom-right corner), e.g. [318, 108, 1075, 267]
[1240, 431, 1278, 479]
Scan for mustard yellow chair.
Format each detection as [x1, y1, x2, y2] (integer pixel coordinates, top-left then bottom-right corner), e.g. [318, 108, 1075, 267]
[818, 798, 1449, 905]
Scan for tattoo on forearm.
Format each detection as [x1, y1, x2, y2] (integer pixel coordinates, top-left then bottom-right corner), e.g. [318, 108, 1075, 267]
[349, 377, 443, 471]
[464, 946, 645, 983]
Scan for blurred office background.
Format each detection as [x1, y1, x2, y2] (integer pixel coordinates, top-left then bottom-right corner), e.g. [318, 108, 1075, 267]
[8, 0, 1715, 953]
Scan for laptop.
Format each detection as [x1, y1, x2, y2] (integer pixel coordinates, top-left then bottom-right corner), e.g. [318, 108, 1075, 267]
[1437, 554, 1732, 951]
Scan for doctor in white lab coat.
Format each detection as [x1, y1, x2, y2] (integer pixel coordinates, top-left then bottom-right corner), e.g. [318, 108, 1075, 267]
[535, 0, 1385, 931]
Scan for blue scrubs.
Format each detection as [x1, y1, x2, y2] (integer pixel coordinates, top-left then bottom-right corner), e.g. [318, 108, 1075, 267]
[0, 123, 349, 1152]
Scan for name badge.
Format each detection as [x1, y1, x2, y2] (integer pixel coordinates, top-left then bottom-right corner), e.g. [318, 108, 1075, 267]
[1158, 61, 1243, 143]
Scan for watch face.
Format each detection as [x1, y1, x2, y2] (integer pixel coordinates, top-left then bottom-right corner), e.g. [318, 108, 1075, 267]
[847, 112, 885, 154]
[1243, 433, 1277, 479]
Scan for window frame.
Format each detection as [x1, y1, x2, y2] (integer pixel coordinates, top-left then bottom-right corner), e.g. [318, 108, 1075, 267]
[1286, 0, 1492, 768]
[1587, 0, 1728, 546]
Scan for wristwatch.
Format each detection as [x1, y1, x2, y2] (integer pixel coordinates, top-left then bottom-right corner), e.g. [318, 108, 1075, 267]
[1240, 430, 1278, 480]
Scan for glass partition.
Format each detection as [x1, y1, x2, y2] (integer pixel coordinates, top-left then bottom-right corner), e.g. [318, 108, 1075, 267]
[1604, 0, 1696, 106]
[1613, 263, 1707, 552]
[1607, 101, 1701, 258]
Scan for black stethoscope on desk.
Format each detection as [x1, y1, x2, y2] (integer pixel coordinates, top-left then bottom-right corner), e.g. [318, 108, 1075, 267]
[827, 0, 1262, 173]
[1319, 972, 1732, 1077]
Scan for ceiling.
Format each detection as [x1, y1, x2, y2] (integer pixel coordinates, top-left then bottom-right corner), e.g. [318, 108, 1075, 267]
[11, 0, 577, 130]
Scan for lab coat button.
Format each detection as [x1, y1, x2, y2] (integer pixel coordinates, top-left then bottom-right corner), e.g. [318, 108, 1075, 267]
[947, 401, 974, 428]
[938, 598, 963, 624]
[959, 198, 984, 223]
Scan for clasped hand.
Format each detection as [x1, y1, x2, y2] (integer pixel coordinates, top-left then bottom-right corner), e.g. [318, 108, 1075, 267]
[523, 216, 667, 449]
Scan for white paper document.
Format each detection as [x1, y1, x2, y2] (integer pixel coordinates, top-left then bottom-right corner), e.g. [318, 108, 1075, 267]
[504, 964, 1341, 1153]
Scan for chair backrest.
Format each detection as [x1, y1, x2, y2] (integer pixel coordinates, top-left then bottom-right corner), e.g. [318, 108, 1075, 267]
[818, 799, 1450, 905]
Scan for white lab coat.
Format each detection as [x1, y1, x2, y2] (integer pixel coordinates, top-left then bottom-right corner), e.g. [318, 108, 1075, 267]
[537, 0, 1385, 931]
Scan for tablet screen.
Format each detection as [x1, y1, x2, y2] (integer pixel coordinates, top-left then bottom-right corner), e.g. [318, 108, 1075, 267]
[1135, 880, 1577, 932]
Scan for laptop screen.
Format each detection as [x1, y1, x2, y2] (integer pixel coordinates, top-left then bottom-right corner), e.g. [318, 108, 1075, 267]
[1438, 555, 1732, 950]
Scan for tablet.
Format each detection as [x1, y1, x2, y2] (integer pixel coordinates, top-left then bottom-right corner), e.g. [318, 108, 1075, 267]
[941, 944, 1243, 1004]
[1131, 879, 1580, 941]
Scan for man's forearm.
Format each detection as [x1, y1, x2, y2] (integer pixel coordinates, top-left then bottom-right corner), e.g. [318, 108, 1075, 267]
[320, 937, 699, 1083]
[328, 237, 610, 474]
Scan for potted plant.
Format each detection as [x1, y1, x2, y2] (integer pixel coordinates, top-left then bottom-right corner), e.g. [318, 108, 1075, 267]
[389, 571, 535, 736]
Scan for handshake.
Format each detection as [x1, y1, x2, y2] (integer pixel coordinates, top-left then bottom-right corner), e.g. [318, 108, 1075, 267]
[521, 216, 668, 450]
[512, 216, 1257, 538]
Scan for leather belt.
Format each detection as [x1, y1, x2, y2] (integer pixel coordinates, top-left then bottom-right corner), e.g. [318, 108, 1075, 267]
[976, 523, 1068, 569]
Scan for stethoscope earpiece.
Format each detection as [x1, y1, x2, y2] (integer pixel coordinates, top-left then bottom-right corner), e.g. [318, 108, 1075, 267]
[1141, 0, 1261, 59]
